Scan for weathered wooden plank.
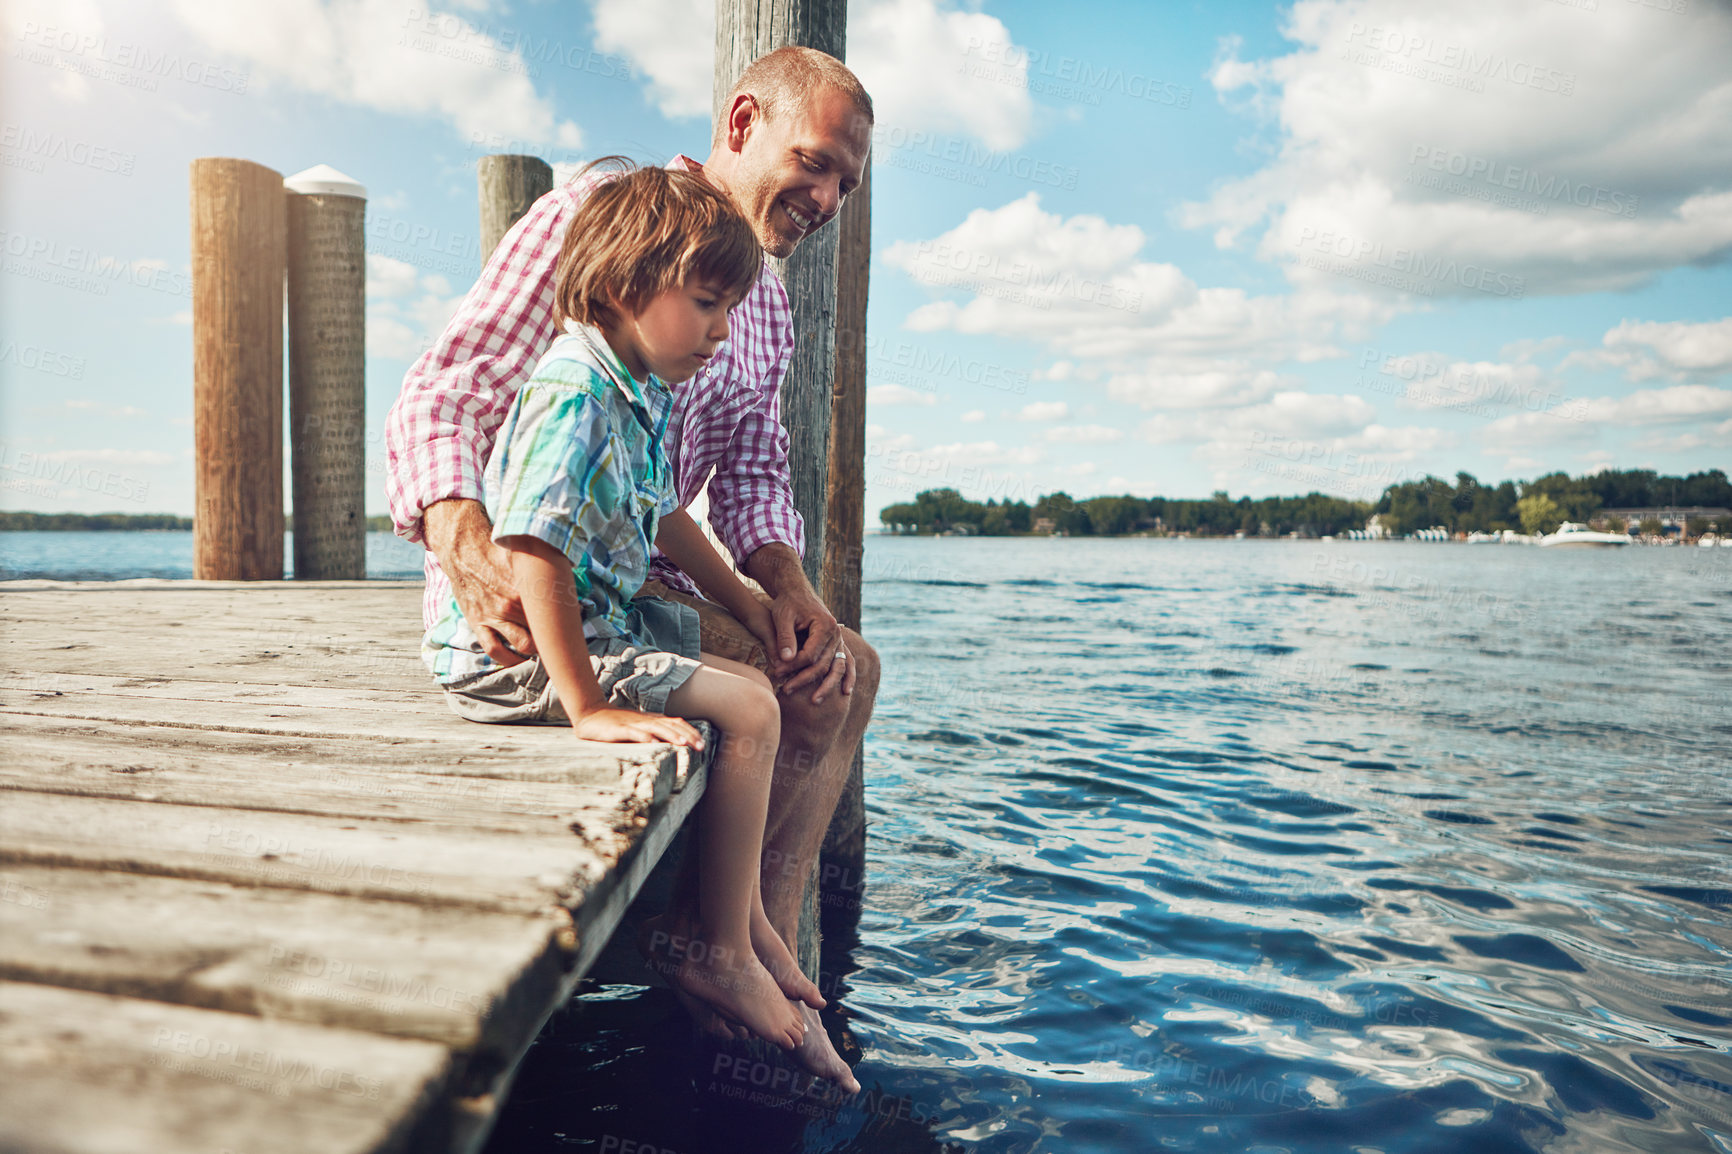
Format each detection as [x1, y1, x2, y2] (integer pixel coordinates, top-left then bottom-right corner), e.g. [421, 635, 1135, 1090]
[0, 672, 519, 744]
[0, 716, 664, 829]
[0, 580, 431, 689]
[0, 790, 626, 914]
[0, 708, 698, 793]
[0, 979, 451, 1154]
[0, 581, 719, 1153]
[0, 864, 565, 1052]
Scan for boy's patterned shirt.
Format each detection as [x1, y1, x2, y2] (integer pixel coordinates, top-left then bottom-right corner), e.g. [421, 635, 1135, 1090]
[422, 323, 676, 684]
[384, 157, 801, 632]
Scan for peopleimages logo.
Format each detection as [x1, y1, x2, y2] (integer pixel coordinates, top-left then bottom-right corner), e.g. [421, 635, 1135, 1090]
[1342, 24, 1576, 96]
[1406, 146, 1638, 218]
[1293, 227, 1526, 299]
[14, 22, 250, 94]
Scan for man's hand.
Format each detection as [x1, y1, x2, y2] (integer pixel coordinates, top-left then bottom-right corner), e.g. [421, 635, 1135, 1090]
[572, 706, 703, 749]
[746, 544, 854, 705]
[424, 498, 536, 666]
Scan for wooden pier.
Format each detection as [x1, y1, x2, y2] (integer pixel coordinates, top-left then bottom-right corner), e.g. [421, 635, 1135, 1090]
[0, 579, 711, 1153]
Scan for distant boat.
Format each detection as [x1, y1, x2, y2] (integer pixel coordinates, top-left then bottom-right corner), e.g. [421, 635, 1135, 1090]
[1539, 521, 1631, 547]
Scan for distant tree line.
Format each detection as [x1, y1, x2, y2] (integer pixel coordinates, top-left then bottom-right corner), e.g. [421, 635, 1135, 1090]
[879, 468, 1732, 538]
[879, 488, 1372, 537]
[0, 512, 192, 531]
[1375, 468, 1731, 536]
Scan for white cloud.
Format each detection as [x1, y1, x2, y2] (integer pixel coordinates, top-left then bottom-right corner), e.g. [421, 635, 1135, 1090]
[960, 409, 986, 423]
[584, 0, 1031, 147]
[887, 193, 1393, 371]
[170, 0, 583, 147]
[4, 0, 103, 103]
[366, 254, 466, 361]
[1138, 392, 1453, 499]
[1018, 401, 1069, 421]
[867, 384, 938, 406]
[591, 0, 711, 119]
[849, 0, 1033, 151]
[1590, 317, 1732, 381]
[1181, 0, 1732, 296]
[1584, 384, 1732, 425]
[1045, 424, 1123, 445]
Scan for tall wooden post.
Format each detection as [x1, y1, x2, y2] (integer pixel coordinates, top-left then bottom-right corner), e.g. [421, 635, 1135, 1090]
[716, 0, 846, 592]
[819, 156, 870, 928]
[716, 0, 852, 984]
[285, 165, 367, 580]
[478, 155, 553, 262]
[191, 158, 286, 581]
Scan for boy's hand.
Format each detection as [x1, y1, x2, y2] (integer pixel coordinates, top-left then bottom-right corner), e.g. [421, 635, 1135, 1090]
[742, 605, 780, 670]
[572, 706, 704, 750]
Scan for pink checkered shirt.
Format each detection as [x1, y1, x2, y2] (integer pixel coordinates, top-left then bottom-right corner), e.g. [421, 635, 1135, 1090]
[384, 157, 802, 629]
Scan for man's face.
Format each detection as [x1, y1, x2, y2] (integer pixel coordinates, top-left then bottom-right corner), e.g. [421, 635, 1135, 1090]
[729, 87, 870, 259]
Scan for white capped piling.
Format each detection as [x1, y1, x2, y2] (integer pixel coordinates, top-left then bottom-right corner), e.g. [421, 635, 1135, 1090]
[192, 158, 286, 581]
[478, 155, 553, 261]
[285, 165, 368, 580]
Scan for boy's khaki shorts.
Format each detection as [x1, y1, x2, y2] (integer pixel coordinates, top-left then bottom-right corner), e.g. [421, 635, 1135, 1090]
[442, 595, 701, 724]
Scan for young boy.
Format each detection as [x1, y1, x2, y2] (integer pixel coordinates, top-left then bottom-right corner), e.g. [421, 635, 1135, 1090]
[422, 162, 821, 1053]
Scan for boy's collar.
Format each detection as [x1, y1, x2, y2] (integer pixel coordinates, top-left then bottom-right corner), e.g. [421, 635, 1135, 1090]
[564, 319, 653, 410]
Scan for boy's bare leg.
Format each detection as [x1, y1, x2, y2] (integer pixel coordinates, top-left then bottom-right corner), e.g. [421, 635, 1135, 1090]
[641, 581, 880, 968]
[648, 657, 806, 1051]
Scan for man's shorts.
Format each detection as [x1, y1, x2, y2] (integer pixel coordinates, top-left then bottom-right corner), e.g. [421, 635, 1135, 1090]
[441, 595, 701, 724]
[639, 578, 770, 673]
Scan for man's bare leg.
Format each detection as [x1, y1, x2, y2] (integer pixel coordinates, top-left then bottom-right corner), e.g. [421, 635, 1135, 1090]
[757, 628, 880, 956]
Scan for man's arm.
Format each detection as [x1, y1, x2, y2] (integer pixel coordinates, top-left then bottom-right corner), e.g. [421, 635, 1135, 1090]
[383, 185, 581, 663]
[701, 291, 853, 703]
[423, 498, 535, 662]
[656, 507, 776, 649]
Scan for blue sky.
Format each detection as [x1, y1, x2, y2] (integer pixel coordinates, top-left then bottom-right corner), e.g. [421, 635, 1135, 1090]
[3, 0, 1728, 523]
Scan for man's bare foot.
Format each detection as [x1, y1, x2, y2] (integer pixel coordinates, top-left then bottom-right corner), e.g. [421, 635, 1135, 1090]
[790, 1002, 860, 1093]
[751, 898, 824, 1009]
[664, 928, 806, 1051]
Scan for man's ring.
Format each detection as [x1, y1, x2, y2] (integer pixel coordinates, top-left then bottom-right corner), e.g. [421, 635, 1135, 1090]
[833, 649, 847, 661]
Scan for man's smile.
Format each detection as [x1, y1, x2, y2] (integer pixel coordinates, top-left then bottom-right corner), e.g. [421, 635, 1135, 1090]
[782, 199, 817, 234]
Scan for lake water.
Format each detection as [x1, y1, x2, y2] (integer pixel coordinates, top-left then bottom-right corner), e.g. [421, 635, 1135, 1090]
[5, 532, 1729, 1153]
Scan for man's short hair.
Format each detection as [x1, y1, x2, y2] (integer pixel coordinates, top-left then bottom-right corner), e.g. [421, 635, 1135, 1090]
[712, 45, 875, 150]
[553, 159, 763, 331]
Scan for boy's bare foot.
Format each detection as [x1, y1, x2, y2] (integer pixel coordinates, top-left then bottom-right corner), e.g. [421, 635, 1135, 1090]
[663, 926, 806, 1051]
[750, 899, 824, 1009]
[790, 1002, 860, 1093]
[640, 914, 744, 1041]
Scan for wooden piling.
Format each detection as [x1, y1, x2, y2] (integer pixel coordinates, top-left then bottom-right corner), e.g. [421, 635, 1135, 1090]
[715, 0, 852, 981]
[820, 157, 870, 923]
[285, 166, 367, 581]
[716, 0, 848, 592]
[191, 159, 286, 582]
[478, 155, 553, 262]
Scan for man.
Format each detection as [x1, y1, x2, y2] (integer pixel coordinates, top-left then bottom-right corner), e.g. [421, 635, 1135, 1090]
[384, 46, 875, 1088]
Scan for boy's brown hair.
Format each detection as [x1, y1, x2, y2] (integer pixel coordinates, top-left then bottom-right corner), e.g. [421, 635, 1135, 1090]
[553, 158, 763, 330]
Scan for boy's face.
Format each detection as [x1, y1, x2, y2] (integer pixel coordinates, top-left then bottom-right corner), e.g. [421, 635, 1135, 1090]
[613, 277, 743, 385]
[728, 87, 870, 258]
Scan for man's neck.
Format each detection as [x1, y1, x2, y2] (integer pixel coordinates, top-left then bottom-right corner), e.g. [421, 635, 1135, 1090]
[697, 148, 734, 198]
